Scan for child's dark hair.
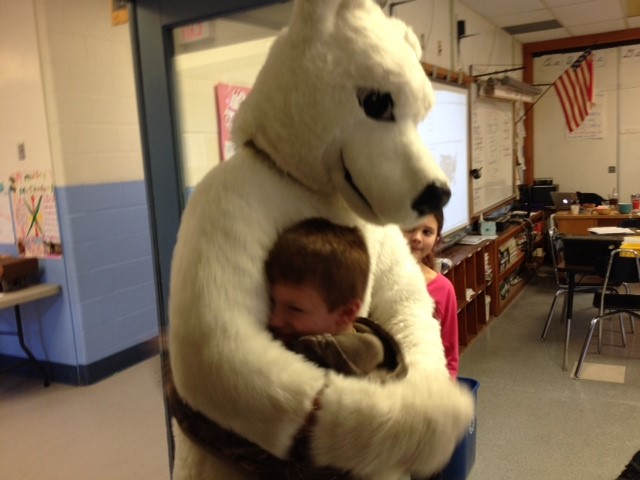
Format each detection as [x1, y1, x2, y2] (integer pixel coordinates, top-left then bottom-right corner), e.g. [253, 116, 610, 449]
[265, 218, 370, 311]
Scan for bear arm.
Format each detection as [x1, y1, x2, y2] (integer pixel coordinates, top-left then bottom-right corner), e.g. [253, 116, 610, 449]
[310, 372, 474, 478]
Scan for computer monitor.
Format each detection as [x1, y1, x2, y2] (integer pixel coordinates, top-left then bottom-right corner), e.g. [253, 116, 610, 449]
[530, 184, 558, 206]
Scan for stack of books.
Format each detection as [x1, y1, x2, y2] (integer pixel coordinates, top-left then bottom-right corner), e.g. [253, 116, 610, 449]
[485, 252, 492, 283]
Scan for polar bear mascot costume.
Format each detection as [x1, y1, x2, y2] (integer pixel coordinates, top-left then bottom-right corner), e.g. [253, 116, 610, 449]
[169, 0, 474, 478]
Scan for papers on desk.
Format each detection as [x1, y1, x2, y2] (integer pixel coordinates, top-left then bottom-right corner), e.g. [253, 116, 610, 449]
[587, 227, 635, 235]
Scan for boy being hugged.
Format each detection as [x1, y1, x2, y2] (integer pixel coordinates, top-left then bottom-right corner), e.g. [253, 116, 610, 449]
[266, 217, 407, 382]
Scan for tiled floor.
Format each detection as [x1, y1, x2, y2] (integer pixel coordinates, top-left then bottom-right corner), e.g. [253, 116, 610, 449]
[0, 356, 170, 480]
[462, 270, 640, 480]
[0, 270, 638, 479]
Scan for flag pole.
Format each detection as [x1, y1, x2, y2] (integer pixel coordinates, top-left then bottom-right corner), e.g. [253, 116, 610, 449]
[514, 47, 593, 126]
[514, 83, 554, 125]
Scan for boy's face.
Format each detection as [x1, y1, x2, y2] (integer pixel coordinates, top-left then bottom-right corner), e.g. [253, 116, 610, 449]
[268, 282, 356, 341]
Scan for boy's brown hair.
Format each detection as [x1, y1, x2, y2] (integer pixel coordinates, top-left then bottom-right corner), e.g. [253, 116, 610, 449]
[265, 217, 370, 311]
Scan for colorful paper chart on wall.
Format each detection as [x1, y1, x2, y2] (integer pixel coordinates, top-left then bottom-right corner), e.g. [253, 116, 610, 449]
[9, 170, 62, 258]
[0, 180, 14, 244]
[471, 96, 515, 214]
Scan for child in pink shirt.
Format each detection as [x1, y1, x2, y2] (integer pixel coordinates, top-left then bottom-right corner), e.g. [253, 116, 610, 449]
[403, 208, 459, 378]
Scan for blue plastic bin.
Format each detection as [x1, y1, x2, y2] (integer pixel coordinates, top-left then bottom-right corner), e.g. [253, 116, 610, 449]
[443, 377, 479, 480]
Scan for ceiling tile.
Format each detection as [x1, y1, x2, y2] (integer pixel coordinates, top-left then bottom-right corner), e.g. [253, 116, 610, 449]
[515, 28, 572, 43]
[568, 19, 626, 35]
[545, 0, 593, 6]
[458, 0, 547, 18]
[460, 0, 637, 42]
[553, 0, 625, 26]
[492, 9, 555, 28]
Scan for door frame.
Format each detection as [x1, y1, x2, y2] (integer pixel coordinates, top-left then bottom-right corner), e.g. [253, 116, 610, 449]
[128, 0, 283, 470]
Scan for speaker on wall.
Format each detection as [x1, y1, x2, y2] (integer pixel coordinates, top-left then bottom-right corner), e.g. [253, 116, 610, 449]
[457, 20, 465, 39]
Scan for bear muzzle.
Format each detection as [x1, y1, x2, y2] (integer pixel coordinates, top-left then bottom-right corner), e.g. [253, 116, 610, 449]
[411, 183, 452, 216]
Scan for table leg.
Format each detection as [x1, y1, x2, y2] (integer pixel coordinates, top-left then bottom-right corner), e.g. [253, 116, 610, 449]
[14, 306, 50, 387]
[563, 272, 575, 372]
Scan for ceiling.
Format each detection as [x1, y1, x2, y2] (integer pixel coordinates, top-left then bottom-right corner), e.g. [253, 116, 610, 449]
[457, 0, 640, 44]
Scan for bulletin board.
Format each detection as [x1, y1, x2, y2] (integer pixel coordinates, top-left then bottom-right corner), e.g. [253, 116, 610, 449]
[470, 95, 515, 214]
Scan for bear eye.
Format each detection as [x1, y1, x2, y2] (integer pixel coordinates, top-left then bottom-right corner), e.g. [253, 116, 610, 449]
[356, 88, 395, 122]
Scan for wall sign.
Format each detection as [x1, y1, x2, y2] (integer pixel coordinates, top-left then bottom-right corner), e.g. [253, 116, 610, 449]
[9, 170, 62, 258]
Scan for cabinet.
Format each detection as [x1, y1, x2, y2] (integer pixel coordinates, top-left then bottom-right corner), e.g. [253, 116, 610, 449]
[440, 212, 545, 348]
[553, 212, 634, 234]
[442, 241, 492, 349]
[489, 211, 544, 316]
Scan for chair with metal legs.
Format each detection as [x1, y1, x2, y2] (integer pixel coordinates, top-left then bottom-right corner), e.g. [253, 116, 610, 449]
[540, 227, 611, 340]
[574, 249, 640, 378]
[619, 219, 639, 334]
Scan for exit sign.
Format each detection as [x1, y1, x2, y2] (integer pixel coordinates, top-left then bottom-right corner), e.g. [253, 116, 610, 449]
[179, 22, 210, 44]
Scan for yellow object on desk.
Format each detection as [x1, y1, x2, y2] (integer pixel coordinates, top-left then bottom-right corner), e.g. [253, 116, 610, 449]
[620, 237, 640, 257]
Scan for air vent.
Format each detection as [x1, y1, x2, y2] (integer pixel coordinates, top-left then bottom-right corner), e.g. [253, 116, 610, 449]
[503, 20, 563, 35]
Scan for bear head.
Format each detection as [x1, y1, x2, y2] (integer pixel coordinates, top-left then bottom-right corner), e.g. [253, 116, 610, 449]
[232, 0, 451, 227]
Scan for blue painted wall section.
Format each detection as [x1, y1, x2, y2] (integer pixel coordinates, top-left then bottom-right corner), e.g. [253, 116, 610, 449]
[0, 181, 159, 384]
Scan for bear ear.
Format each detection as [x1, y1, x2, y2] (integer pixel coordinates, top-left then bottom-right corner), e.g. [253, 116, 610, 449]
[288, 0, 341, 37]
[289, 0, 378, 38]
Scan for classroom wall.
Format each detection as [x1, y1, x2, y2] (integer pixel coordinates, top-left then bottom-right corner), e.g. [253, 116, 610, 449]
[35, 0, 144, 185]
[391, 0, 522, 77]
[0, 0, 157, 384]
[175, 37, 276, 186]
[533, 46, 640, 202]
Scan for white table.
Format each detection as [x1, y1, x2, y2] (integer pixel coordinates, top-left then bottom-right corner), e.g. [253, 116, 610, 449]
[0, 284, 61, 386]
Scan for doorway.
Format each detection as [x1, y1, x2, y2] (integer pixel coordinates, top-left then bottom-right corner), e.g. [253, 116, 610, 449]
[128, 0, 291, 470]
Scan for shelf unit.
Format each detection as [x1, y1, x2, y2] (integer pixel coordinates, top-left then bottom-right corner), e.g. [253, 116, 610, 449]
[489, 211, 544, 316]
[442, 241, 492, 349]
[439, 212, 545, 349]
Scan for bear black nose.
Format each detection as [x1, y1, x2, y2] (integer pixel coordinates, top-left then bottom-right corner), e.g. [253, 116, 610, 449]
[411, 183, 451, 216]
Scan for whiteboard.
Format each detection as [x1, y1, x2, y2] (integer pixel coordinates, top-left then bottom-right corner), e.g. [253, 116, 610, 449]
[470, 95, 514, 214]
[418, 81, 469, 237]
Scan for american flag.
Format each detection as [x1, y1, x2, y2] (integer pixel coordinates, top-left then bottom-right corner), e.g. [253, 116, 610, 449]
[553, 50, 594, 133]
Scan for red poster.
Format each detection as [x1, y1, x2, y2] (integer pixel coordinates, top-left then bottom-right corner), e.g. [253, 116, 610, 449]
[214, 83, 251, 162]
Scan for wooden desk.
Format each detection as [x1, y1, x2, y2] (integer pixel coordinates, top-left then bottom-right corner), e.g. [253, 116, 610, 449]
[554, 212, 638, 234]
[0, 284, 61, 386]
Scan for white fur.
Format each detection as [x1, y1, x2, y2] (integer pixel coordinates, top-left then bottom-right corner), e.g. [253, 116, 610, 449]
[169, 1, 474, 479]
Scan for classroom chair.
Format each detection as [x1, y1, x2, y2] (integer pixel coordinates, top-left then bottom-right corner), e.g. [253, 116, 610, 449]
[620, 219, 640, 229]
[540, 227, 613, 339]
[574, 249, 640, 379]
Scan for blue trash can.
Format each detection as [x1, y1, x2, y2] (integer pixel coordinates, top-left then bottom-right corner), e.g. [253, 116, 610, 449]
[442, 377, 479, 480]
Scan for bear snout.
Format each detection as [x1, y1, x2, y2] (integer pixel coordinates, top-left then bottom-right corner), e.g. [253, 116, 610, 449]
[411, 183, 452, 216]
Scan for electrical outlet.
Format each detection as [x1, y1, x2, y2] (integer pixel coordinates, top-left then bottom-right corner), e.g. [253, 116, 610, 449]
[608, 166, 615, 173]
[437, 40, 442, 56]
[18, 142, 26, 160]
